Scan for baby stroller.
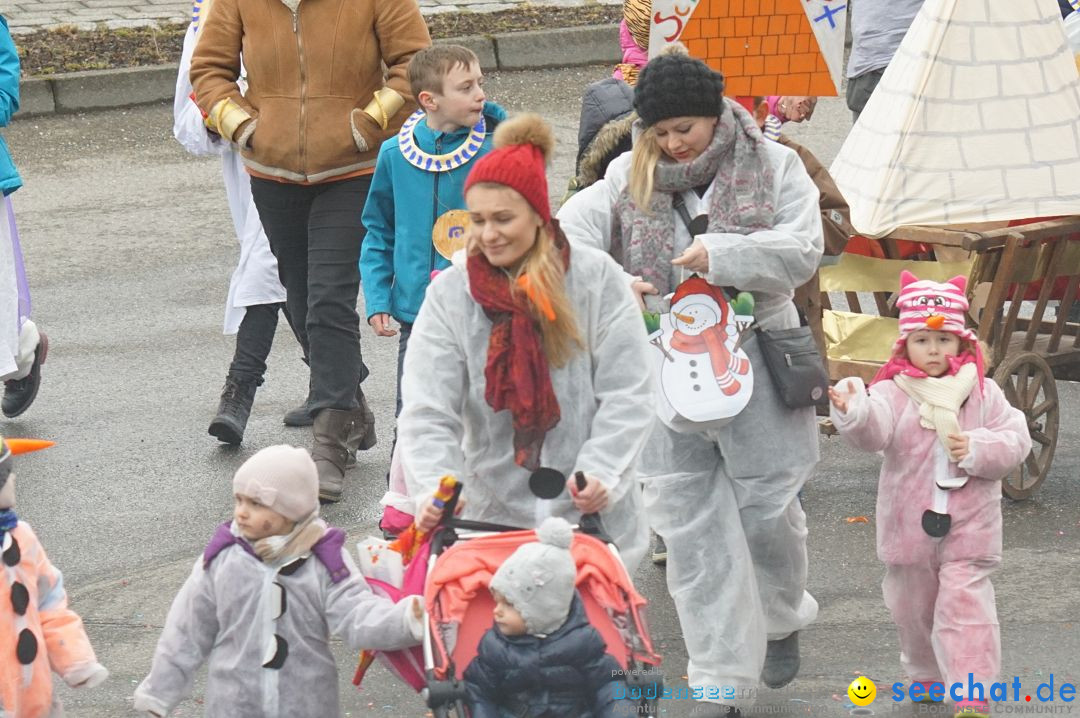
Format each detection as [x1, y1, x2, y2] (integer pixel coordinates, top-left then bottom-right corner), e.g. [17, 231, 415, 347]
[420, 479, 663, 717]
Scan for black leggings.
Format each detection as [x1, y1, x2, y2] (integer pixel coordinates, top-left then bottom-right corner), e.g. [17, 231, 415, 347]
[227, 302, 287, 385]
[251, 176, 372, 413]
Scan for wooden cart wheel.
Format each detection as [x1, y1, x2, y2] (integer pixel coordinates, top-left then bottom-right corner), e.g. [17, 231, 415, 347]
[992, 351, 1059, 500]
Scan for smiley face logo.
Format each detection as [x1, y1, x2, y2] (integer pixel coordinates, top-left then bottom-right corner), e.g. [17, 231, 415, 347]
[848, 676, 876, 706]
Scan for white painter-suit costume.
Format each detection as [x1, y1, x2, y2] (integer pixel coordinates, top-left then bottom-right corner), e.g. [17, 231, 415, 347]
[398, 245, 654, 572]
[558, 135, 823, 706]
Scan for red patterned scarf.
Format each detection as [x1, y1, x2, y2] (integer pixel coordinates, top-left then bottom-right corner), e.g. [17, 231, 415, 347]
[467, 231, 571, 470]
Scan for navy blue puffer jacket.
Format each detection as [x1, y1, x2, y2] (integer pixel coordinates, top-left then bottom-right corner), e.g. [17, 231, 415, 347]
[463, 593, 625, 718]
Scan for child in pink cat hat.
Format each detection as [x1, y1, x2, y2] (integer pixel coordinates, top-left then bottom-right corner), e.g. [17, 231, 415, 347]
[829, 271, 1031, 717]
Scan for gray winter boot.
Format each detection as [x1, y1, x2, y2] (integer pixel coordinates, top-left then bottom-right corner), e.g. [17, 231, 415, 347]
[761, 631, 800, 689]
[312, 408, 361, 503]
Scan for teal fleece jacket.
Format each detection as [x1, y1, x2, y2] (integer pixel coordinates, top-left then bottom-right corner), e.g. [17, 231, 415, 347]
[360, 101, 507, 323]
[0, 16, 23, 196]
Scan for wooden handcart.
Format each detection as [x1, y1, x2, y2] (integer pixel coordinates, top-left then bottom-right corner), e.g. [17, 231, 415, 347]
[814, 217, 1080, 500]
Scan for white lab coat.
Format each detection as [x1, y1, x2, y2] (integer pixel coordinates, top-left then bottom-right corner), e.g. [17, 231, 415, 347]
[398, 244, 654, 571]
[0, 195, 23, 377]
[173, 20, 284, 334]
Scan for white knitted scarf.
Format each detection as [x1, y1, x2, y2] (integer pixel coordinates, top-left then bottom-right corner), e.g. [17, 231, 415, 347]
[893, 363, 978, 453]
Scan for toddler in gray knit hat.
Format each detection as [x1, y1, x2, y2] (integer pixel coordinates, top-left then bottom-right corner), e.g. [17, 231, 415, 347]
[463, 517, 626, 718]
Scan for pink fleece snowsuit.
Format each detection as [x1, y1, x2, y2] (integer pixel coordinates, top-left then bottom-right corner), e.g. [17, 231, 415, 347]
[830, 376, 1031, 689]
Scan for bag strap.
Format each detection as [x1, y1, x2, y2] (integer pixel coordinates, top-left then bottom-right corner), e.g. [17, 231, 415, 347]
[672, 192, 696, 235]
[673, 192, 748, 300]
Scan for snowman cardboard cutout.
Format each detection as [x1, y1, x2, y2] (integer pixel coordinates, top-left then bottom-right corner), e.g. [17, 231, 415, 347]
[643, 276, 755, 432]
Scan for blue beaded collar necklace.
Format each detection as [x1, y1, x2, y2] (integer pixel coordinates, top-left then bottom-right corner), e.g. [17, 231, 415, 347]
[397, 109, 486, 173]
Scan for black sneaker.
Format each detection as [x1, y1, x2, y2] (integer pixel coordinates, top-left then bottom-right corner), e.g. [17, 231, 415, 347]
[2, 333, 48, 418]
[208, 376, 258, 445]
[651, 535, 668, 566]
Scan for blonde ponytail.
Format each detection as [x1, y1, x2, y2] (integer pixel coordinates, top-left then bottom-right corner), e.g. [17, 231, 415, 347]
[629, 126, 662, 210]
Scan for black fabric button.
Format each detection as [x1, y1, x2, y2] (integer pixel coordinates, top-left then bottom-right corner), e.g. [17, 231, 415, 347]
[16, 628, 38, 665]
[921, 509, 952, 538]
[2, 536, 20, 567]
[528, 467, 566, 499]
[10, 581, 29, 615]
[263, 634, 288, 669]
[277, 557, 307, 576]
[268, 581, 287, 620]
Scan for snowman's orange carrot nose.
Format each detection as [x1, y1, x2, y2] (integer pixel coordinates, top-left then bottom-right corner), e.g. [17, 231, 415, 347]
[926, 315, 946, 330]
[6, 439, 55, 454]
[673, 312, 694, 323]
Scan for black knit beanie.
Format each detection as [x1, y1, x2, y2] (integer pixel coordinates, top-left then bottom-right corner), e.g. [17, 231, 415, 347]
[634, 49, 726, 126]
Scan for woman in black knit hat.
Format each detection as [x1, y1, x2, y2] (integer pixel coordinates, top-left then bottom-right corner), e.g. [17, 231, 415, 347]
[558, 46, 824, 718]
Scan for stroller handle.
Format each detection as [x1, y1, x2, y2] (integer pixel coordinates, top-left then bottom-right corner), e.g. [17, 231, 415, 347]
[441, 481, 465, 525]
[434, 475, 614, 548]
[574, 471, 613, 543]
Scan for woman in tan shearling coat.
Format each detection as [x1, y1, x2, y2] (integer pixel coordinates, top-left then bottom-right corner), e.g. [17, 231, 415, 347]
[190, 0, 431, 500]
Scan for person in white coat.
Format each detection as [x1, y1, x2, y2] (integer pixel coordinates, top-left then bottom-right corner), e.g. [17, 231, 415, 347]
[557, 47, 823, 715]
[399, 114, 654, 571]
[173, 1, 305, 445]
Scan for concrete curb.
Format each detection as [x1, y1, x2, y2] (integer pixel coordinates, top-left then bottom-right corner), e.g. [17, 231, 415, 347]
[14, 23, 620, 119]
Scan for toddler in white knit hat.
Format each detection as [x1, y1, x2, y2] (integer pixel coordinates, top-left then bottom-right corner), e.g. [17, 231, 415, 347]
[134, 445, 423, 717]
[463, 517, 626, 718]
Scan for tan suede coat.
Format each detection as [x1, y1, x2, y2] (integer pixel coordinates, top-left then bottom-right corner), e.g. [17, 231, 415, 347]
[190, 0, 430, 183]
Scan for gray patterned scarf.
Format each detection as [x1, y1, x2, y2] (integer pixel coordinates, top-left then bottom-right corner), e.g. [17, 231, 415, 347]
[612, 98, 775, 296]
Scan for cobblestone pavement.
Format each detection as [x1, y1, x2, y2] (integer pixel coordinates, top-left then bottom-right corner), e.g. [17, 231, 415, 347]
[5, 0, 619, 34]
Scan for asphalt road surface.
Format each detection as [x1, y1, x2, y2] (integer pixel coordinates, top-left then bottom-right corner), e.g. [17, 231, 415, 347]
[4, 65, 1078, 717]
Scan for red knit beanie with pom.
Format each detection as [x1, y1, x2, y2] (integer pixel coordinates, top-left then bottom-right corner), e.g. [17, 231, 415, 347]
[465, 113, 552, 223]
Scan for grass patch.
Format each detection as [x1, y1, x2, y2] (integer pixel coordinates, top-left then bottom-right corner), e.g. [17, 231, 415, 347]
[15, 5, 621, 76]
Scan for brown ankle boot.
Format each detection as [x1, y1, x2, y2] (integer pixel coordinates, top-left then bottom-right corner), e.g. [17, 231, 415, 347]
[312, 408, 361, 503]
[344, 386, 377, 468]
[354, 385, 377, 451]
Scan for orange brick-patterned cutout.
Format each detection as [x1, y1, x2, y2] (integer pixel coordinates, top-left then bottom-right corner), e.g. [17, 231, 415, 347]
[650, 0, 846, 97]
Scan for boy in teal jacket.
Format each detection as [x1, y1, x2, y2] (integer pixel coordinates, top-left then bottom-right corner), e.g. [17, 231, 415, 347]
[360, 45, 505, 415]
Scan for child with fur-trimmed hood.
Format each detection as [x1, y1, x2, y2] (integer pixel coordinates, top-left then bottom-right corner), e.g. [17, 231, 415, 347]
[463, 517, 625, 718]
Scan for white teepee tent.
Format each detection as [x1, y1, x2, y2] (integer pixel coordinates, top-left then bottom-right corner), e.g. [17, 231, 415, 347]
[830, 0, 1080, 238]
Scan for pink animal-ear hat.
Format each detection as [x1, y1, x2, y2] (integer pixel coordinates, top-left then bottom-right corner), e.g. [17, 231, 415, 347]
[873, 270, 985, 387]
[894, 271, 978, 346]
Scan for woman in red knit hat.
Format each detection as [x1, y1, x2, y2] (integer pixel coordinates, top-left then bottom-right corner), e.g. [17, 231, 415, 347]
[395, 114, 653, 570]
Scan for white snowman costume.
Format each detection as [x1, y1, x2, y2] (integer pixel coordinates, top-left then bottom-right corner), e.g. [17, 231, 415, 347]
[173, 0, 285, 334]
